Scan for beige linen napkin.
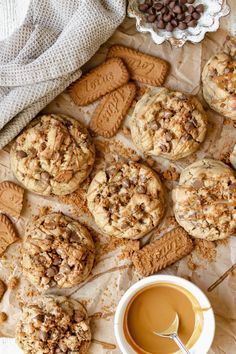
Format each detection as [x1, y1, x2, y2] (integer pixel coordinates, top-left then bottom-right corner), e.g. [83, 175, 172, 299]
[0, 0, 126, 149]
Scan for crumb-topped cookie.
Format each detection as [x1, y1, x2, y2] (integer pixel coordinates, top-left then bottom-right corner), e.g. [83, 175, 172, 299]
[131, 87, 207, 160]
[16, 295, 91, 354]
[202, 38, 236, 119]
[87, 162, 165, 239]
[173, 159, 236, 241]
[10, 114, 95, 196]
[22, 213, 95, 290]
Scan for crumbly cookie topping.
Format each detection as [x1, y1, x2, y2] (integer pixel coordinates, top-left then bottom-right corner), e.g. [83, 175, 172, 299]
[173, 159, 236, 240]
[10, 114, 95, 196]
[16, 296, 91, 354]
[23, 213, 95, 290]
[87, 162, 165, 239]
[131, 88, 207, 160]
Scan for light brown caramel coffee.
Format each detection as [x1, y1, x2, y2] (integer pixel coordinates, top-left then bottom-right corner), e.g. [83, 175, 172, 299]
[124, 283, 203, 354]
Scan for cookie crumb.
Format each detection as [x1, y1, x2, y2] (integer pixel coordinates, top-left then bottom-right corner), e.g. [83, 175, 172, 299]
[195, 239, 217, 262]
[187, 254, 197, 271]
[0, 279, 6, 301]
[8, 276, 19, 290]
[162, 167, 180, 181]
[0, 312, 7, 323]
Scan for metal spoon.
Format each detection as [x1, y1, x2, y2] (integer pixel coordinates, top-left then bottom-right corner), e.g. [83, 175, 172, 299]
[153, 313, 191, 354]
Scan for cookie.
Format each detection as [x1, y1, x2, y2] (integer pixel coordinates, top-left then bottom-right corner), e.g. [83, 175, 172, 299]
[107, 45, 169, 86]
[87, 162, 165, 239]
[230, 143, 236, 169]
[0, 279, 6, 301]
[10, 114, 95, 196]
[173, 159, 236, 241]
[16, 295, 91, 354]
[22, 213, 95, 290]
[0, 214, 18, 255]
[0, 181, 24, 218]
[132, 227, 193, 276]
[202, 38, 236, 119]
[69, 58, 130, 106]
[89, 83, 136, 138]
[131, 87, 207, 160]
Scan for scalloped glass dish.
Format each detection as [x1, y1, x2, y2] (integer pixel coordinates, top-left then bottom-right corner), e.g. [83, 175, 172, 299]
[128, 0, 230, 47]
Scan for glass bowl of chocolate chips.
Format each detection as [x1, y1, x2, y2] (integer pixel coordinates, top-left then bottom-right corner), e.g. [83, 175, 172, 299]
[128, 0, 230, 46]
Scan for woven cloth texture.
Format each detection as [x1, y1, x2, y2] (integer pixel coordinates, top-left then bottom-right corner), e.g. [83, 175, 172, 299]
[0, 0, 126, 148]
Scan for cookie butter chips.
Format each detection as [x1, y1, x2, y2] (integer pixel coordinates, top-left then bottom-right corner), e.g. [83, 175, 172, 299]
[10, 114, 95, 196]
[202, 40, 236, 119]
[87, 162, 165, 239]
[22, 213, 95, 290]
[16, 295, 91, 354]
[173, 159, 236, 241]
[131, 88, 207, 160]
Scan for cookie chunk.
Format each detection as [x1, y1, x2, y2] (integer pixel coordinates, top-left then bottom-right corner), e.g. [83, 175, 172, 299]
[202, 39, 236, 119]
[173, 159, 236, 241]
[22, 213, 95, 290]
[10, 114, 95, 196]
[131, 87, 207, 160]
[16, 295, 91, 354]
[87, 162, 165, 239]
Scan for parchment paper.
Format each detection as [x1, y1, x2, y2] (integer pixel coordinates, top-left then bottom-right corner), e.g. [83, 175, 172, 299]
[0, 14, 236, 354]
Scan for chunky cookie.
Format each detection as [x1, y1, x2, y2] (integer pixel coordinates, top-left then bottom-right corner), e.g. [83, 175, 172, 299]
[16, 295, 91, 354]
[202, 38, 236, 119]
[87, 162, 165, 239]
[10, 114, 95, 196]
[69, 58, 130, 106]
[131, 87, 207, 160]
[22, 213, 95, 290]
[173, 159, 236, 241]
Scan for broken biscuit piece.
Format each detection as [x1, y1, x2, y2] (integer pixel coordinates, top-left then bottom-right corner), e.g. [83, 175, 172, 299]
[0, 214, 19, 256]
[132, 227, 193, 276]
[0, 181, 24, 218]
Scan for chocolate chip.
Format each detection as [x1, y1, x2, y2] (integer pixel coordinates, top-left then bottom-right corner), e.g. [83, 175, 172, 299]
[163, 13, 172, 22]
[165, 131, 173, 142]
[70, 231, 80, 242]
[173, 5, 182, 14]
[192, 180, 204, 189]
[149, 121, 160, 130]
[122, 178, 130, 188]
[188, 5, 195, 13]
[166, 23, 174, 31]
[176, 13, 185, 21]
[161, 7, 168, 14]
[184, 15, 192, 23]
[147, 14, 156, 22]
[156, 20, 166, 29]
[181, 4, 188, 11]
[153, 3, 163, 11]
[136, 185, 147, 194]
[192, 11, 200, 19]
[195, 4, 204, 12]
[160, 144, 170, 152]
[46, 266, 58, 278]
[41, 171, 50, 182]
[53, 257, 61, 266]
[138, 4, 149, 12]
[171, 19, 178, 27]
[16, 150, 27, 159]
[163, 0, 171, 4]
[187, 0, 194, 3]
[121, 222, 129, 230]
[188, 19, 197, 27]
[109, 184, 119, 193]
[185, 121, 195, 130]
[179, 0, 187, 4]
[74, 310, 85, 323]
[39, 330, 48, 342]
[178, 21, 187, 29]
[169, 1, 176, 9]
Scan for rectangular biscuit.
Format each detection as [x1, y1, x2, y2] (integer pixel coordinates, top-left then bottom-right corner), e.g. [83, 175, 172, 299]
[107, 45, 169, 86]
[132, 227, 193, 277]
[89, 82, 136, 138]
[69, 58, 130, 106]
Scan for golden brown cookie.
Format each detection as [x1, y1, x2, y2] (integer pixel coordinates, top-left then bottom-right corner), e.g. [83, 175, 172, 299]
[0, 214, 18, 255]
[0, 181, 24, 218]
[107, 45, 169, 86]
[89, 83, 136, 138]
[132, 227, 193, 276]
[69, 58, 130, 106]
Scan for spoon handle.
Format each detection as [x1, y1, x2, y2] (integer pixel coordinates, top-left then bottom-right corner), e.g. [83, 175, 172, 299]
[171, 333, 191, 354]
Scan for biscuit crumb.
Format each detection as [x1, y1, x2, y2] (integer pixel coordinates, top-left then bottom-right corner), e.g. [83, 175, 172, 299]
[0, 312, 7, 323]
[8, 276, 19, 290]
[0, 279, 6, 301]
[187, 255, 197, 271]
[162, 167, 180, 181]
[195, 239, 217, 262]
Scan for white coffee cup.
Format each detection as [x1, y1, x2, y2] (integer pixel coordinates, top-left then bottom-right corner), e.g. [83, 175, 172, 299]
[114, 275, 215, 354]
